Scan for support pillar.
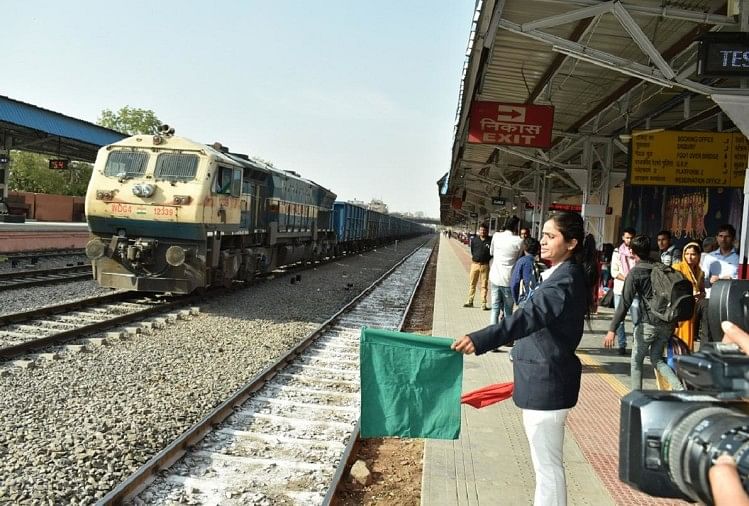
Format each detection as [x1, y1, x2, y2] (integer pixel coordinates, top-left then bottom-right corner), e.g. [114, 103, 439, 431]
[0, 133, 11, 214]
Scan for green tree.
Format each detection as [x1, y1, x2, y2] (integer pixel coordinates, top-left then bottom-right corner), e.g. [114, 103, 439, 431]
[8, 151, 92, 196]
[97, 106, 162, 135]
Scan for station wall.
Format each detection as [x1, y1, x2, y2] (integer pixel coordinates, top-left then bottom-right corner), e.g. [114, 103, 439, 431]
[7, 191, 85, 222]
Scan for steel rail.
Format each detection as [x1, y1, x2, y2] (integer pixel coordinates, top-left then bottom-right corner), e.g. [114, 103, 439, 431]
[0, 265, 92, 290]
[97, 238, 432, 505]
[0, 292, 199, 359]
[0, 292, 138, 326]
[0, 299, 193, 360]
[320, 237, 437, 505]
[1, 249, 85, 261]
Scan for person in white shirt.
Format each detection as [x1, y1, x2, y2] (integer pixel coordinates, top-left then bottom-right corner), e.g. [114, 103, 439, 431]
[708, 224, 739, 285]
[488, 216, 523, 327]
[610, 227, 640, 355]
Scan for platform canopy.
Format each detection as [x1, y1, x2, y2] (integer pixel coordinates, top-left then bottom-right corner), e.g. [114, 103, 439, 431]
[443, 0, 749, 237]
[0, 95, 125, 162]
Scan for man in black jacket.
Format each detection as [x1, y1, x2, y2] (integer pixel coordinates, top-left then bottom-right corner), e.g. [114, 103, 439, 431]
[464, 223, 491, 310]
[604, 235, 684, 390]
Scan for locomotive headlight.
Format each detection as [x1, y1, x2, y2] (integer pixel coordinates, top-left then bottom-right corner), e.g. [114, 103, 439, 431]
[165, 245, 186, 267]
[132, 184, 156, 198]
[96, 190, 114, 200]
[85, 239, 106, 260]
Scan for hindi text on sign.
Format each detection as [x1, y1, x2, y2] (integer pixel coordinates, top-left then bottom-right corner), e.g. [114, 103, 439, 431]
[468, 101, 554, 149]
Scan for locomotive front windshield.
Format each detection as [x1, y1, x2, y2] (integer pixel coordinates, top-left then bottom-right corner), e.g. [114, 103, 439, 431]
[104, 151, 149, 178]
[154, 153, 199, 181]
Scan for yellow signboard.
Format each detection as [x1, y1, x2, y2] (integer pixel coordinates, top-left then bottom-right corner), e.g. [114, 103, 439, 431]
[629, 130, 748, 188]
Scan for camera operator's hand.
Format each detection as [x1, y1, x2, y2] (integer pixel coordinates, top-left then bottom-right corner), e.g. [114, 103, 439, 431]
[707, 321, 749, 506]
[721, 321, 749, 352]
[709, 455, 749, 506]
[603, 330, 616, 349]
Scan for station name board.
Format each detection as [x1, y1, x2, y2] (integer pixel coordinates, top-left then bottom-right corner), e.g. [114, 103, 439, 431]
[629, 130, 747, 188]
[698, 33, 749, 77]
[468, 102, 554, 149]
[524, 202, 613, 214]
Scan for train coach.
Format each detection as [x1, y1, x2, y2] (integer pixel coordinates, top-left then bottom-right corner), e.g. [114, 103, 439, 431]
[332, 201, 427, 254]
[84, 127, 429, 293]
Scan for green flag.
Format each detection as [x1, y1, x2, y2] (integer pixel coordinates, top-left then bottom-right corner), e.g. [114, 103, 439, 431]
[359, 327, 463, 439]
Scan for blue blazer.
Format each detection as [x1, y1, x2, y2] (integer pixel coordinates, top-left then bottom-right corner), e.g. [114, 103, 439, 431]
[467, 259, 586, 410]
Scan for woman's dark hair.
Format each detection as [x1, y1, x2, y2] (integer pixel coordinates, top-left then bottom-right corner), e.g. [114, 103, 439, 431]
[630, 234, 651, 259]
[549, 212, 598, 312]
[523, 237, 540, 256]
[503, 215, 520, 232]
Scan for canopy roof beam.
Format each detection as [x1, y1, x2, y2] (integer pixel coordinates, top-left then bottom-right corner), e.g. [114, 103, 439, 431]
[530, 0, 738, 26]
[612, 2, 675, 79]
[521, 1, 614, 31]
[503, 10, 749, 96]
[501, 19, 672, 85]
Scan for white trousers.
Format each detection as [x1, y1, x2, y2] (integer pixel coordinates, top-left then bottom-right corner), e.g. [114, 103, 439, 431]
[522, 408, 570, 506]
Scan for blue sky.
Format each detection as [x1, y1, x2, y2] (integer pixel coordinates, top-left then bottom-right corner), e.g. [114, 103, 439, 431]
[3, 1, 474, 217]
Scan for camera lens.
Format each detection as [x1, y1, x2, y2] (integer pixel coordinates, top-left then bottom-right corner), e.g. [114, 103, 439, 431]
[665, 406, 749, 504]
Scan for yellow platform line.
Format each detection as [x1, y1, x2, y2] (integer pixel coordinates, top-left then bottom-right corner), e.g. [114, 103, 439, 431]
[578, 352, 630, 397]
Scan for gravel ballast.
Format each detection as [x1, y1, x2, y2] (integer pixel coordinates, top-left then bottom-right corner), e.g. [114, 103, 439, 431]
[0, 237, 432, 504]
[0, 280, 116, 317]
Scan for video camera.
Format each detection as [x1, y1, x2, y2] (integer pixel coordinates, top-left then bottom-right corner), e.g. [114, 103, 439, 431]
[619, 280, 749, 504]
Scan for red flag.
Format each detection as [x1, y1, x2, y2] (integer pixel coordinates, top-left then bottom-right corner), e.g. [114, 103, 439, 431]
[461, 382, 514, 409]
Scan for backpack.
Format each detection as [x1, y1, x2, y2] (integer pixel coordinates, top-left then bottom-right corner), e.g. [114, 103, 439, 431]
[517, 261, 543, 307]
[647, 262, 695, 324]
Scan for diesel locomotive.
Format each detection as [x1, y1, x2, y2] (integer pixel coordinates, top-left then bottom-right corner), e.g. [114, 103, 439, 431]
[84, 127, 427, 293]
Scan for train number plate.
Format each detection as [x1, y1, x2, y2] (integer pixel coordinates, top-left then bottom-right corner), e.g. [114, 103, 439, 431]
[107, 203, 177, 221]
[108, 203, 133, 216]
[153, 206, 175, 217]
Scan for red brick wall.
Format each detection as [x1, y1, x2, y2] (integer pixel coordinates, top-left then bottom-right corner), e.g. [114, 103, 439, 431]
[33, 193, 75, 222]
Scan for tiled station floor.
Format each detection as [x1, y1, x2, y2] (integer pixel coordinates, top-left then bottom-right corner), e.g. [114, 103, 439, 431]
[421, 235, 689, 506]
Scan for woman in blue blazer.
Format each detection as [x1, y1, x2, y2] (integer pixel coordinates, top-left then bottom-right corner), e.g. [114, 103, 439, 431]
[452, 212, 596, 506]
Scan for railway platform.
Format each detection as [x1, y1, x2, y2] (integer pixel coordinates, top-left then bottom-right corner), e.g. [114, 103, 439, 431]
[421, 235, 686, 506]
[0, 221, 88, 253]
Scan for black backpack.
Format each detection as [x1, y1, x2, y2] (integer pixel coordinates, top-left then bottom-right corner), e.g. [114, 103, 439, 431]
[647, 262, 695, 324]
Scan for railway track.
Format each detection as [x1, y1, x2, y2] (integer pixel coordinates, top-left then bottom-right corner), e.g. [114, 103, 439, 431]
[0, 292, 199, 360]
[99, 242, 434, 505]
[0, 241, 422, 361]
[1, 248, 85, 265]
[0, 264, 92, 290]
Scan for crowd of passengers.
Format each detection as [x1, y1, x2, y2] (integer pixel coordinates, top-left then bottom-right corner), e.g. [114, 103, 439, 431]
[450, 218, 739, 391]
